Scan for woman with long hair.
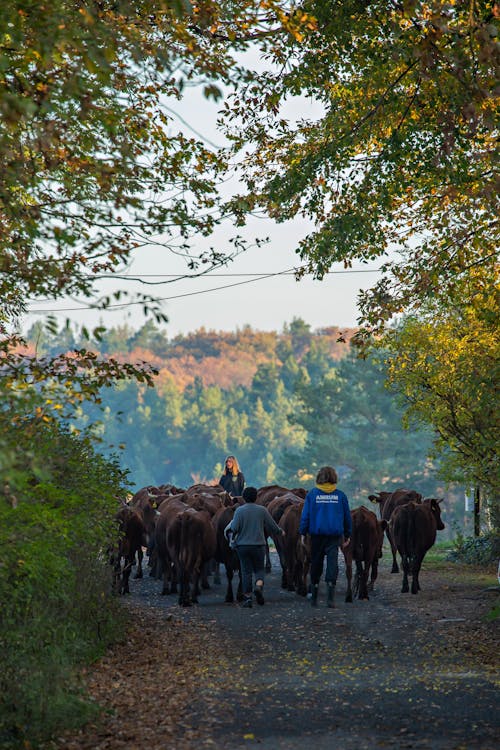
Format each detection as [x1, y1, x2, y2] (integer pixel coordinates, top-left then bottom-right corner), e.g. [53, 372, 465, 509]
[219, 455, 245, 497]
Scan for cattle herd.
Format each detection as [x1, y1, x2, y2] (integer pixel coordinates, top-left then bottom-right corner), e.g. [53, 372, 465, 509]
[111, 484, 445, 607]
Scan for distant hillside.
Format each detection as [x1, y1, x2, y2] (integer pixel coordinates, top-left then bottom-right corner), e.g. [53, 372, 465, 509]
[24, 318, 358, 390]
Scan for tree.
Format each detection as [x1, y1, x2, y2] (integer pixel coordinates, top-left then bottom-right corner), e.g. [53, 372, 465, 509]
[280, 350, 439, 501]
[219, 0, 499, 334]
[381, 287, 499, 529]
[0, 0, 255, 321]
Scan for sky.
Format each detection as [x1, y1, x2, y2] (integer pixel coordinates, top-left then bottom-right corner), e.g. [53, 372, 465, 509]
[24, 64, 384, 339]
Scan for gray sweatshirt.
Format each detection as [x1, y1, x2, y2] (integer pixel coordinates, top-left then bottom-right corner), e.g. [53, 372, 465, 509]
[225, 503, 282, 546]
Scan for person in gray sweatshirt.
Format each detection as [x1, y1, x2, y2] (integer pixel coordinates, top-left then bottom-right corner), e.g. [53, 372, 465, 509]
[224, 486, 284, 608]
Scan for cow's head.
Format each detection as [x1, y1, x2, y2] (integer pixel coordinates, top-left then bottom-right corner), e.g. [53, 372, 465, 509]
[428, 498, 445, 530]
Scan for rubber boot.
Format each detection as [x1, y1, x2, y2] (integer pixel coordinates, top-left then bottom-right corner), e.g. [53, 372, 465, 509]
[311, 584, 319, 608]
[327, 583, 335, 608]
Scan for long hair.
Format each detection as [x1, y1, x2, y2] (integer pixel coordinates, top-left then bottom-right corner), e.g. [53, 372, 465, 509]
[225, 455, 240, 476]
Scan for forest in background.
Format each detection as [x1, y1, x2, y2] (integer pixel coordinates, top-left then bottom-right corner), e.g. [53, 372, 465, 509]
[23, 317, 470, 536]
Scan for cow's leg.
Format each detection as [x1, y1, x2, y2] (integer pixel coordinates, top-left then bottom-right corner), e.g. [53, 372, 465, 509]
[265, 540, 271, 573]
[213, 561, 222, 586]
[411, 554, 423, 594]
[401, 554, 410, 593]
[359, 561, 370, 600]
[121, 556, 133, 594]
[344, 548, 353, 603]
[178, 566, 191, 607]
[201, 560, 211, 589]
[134, 548, 143, 579]
[368, 558, 379, 591]
[386, 528, 399, 573]
[161, 559, 171, 595]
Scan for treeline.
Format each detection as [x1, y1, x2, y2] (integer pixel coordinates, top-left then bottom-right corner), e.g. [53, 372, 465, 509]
[24, 318, 454, 511]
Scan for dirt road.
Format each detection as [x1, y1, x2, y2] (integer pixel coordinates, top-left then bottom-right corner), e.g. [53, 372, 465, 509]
[55, 552, 499, 750]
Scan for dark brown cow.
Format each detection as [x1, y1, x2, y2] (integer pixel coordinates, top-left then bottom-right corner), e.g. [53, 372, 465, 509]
[112, 504, 147, 595]
[167, 507, 216, 606]
[257, 485, 306, 571]
[267, 493, 303, 588]
[369, 488, 423, 572]
[154, 494, 190, 595]
[129, 490, 161, 578]
[213, 505, 243, 603]
[390, 498, 445, 594]
[280, 501, 310, 596]
[348, 506, 387, 600]
[256, 485, 293, 507]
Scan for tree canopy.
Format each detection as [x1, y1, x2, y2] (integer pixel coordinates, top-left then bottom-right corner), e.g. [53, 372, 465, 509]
[216, 0, 499, 333]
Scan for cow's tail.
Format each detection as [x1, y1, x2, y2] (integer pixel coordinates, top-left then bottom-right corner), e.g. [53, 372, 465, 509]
[179, 513, 203, 572]
[406, 506, 416, 572]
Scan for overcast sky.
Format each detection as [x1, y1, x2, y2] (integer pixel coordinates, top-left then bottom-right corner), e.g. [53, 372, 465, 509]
[24, 67, 384, 338]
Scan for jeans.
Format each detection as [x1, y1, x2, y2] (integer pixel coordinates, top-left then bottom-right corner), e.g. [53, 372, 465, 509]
[236, 544, 266, 594]
[310, 534, 342, 585]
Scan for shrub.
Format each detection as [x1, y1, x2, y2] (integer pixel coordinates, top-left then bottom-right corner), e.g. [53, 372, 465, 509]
[0, 416, 128, 749]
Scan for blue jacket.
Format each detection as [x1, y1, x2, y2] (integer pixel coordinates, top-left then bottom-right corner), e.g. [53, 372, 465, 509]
[299, 485, 352, 538]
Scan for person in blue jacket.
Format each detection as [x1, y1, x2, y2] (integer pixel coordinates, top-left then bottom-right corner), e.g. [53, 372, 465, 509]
[299, 465, 352, 608]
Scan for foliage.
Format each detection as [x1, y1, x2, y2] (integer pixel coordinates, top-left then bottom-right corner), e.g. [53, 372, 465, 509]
[215, 0, 499, 334]
[447, 530, 500, 565]
[0, 0, 260, 321]
[380, 286, 500, 529]
[279, 349, 439, 501]
[33, 321, 455, 510]
[0, 397, 128, 748]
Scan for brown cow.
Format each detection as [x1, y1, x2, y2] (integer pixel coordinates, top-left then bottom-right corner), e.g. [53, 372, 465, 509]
[257, 485, 306, 571]
[267, 493, 303, 588]
[348, 506, 387, 600]
[154, 494, 190, 595]
[390, 498, 445, 594]
[369, 488, 423, 572]
[129, 490, 161, 578]
[213, 505, 243, 603]
[167, 507, 216, 606]
[112, 504, 147, 595]
[280, 501, 311, 596]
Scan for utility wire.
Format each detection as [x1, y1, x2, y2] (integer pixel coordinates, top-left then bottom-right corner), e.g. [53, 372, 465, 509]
[27, 266, 382, 314]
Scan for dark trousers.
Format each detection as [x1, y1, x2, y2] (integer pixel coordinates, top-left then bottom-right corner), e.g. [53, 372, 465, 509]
[310, 534, 342, 585]
[236, 544, 266, 594]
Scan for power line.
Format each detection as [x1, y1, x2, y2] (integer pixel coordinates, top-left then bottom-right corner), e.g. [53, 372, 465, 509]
[27, 265, 382, 314]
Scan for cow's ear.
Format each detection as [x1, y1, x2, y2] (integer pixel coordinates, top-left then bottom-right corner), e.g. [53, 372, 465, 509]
[437, 498, 444, 504]
[368, 495, 378, 503]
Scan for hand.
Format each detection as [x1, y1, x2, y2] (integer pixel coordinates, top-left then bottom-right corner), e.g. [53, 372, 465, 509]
[300, 535, 307, 546]
[342, 537, 350, 549]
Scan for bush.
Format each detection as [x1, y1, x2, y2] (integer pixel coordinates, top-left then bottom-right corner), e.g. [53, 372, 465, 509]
[447, 527, 500, 565]
[0, 416, 128, 749]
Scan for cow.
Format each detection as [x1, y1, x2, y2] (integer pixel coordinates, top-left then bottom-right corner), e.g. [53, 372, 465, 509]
[129, 490, 161, 578]
[267, 493, 303, 588]
[390, 498, 445, 594]
[369, 488, 423, 572]
[348, 506, 387, 600]
[167, 507, 216, 606]
[257, 485, 306, 570]
[213, 505, 243, 603]
[154, 494, 190, 595]
[111, 504, 147, 595]
[280, 501, 311, 596]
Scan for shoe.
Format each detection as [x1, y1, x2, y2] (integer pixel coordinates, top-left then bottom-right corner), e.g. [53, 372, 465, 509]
[254, 584, 265, 605]
[242, 597, 253, 608]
